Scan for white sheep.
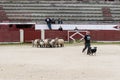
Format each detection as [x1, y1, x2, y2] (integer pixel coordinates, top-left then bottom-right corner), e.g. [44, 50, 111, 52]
[49, 39, 56, 48]
[55, 38, 64, 47]
[32, 39, 40, 48]
[39, 39, 45, 48]
[44, 39, 51, 48]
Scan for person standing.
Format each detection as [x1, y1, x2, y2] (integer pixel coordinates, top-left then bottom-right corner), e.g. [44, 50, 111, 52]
[45, 17, 52, 30]
[82, 31, 91, 55]
[51, 18, 56, 24]
[57, 18, 63, 24]
[58, 26, 63, 31]
[74, 27, 78, 31]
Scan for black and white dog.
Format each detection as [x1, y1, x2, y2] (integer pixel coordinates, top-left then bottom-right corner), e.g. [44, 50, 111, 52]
[88, 47, 97, 56]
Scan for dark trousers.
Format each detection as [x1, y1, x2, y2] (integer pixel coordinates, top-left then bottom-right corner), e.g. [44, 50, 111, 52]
[47, 23, 52, 30]
[82, 43, 91, 55]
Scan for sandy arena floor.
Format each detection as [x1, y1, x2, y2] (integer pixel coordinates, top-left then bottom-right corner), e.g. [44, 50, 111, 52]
[0, 44, 120, 80]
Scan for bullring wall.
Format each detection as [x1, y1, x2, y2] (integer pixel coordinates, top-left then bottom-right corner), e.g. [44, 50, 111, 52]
[0, 30, 120, 43]
[0, 24, 120, 43]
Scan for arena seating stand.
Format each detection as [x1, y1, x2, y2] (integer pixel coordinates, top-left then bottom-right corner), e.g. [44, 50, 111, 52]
[0, 0, 120, 24]
[102, 7, 113, 21]
[0, 6, 9, 22]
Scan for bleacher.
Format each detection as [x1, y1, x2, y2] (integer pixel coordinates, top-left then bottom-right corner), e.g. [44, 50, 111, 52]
[102, 7, 112, 21]
[0, 6, 9, 22]
[0, 0, 120, 24]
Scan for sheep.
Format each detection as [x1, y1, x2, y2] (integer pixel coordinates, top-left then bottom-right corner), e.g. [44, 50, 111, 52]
[39, 39, 45, 48]
[32, 39, 40, 48]
[55, 38, 64, 47]
[49, 39, 56, 48]
[44, 39, 51, 48]
[58, 39, 64, 47]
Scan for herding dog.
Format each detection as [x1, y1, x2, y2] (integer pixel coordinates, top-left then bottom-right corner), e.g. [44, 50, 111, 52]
[88, 47, 97, 56]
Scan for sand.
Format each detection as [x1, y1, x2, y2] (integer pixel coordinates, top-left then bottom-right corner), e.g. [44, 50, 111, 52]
[0, 44, 120, 80]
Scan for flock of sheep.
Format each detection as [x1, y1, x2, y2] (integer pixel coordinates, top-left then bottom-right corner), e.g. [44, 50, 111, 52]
[32, 38, 64, 48]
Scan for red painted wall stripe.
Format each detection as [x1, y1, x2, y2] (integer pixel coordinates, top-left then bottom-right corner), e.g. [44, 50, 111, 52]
[0, 31, 20, 42]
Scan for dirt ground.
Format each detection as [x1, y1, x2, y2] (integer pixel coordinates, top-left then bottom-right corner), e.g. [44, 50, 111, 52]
[0, 44, 120, 80]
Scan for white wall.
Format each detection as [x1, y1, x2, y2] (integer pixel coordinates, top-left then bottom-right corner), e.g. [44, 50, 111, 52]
[35, 24, 119, 30]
